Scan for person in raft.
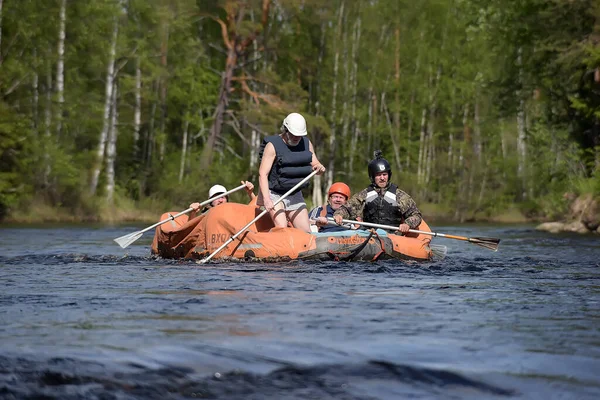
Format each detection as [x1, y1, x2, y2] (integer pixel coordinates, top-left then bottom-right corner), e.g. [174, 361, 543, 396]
[188, 181, 255, 219]
[257, 112, 326, 233]
[333, 150, 422, 234]
[309, 182, 355, 233]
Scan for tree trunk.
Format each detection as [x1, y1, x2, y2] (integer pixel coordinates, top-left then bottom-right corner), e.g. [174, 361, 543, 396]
[105, 80, 118, 204]
[499, 118, 507, 178]
[476, 161, 489, 210]
[407, 30, 425, 170]
[417, 107, 426, 184]
[454, 143, 465, 222]
[376, 87, 389, 157]
[312, 174, 323, 208]
[367, 88, 374, 156]
[405, 93, 415, 170]
[326, 0, 344, 190]
[595, 118, 600, 171]
[203, 48, 236, 169]
[473, 94, 481, 161]
[90, 17, 118, 195]
[382, 92, 401, 171]
[448, 127, 454, 173]
[55, 0, 66, 137]
[44, 56, 52, 138]
[32, 48, 39, 134]
[424, 109, 434, 188]
[249, 8, 260, 177]
[516, 47, 527, 199]
[340, 6, 349, 146]
[424, 73, 440, 188]
[202, 0, 272, 170]
[448, 89, 456, 175]
[463, 103, 474, 208]
[313, 21, 326, 116]
[312, 21, 327, 205]
[0, 0, 3, 65]
[178, 120, 189, 183]
[347, 14, 361, 176]
[250, 128, 259, 171]
[133, 56, 141, 160]
[366, 24, 388, 156]
[145, 84, 158, 168]
[393, 25, 401, 171]
[42, 55, 53, 188]
[158, 19, 169, 163]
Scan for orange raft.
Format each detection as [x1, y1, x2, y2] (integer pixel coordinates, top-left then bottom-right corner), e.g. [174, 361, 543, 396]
[151, 203, 433, 262]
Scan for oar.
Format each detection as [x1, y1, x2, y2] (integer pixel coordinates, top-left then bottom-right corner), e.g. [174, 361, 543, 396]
[328, 218, 500, 251]
[199, 169, 320, 263]
[114, 183, 248, 249]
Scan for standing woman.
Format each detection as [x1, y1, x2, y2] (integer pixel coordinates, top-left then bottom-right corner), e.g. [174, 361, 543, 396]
[258, 112, 326, 232]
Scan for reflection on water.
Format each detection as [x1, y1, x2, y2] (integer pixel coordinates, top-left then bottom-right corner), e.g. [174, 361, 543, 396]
[0, 224, 599, 399]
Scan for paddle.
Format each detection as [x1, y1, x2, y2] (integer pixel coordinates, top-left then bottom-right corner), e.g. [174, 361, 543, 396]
[113, 183, 248, 249]
[328, 218, 500, 251]
[199, 169, 320, 263]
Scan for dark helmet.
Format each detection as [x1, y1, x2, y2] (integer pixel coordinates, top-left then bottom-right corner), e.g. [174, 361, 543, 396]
[367, 150, 391, 183]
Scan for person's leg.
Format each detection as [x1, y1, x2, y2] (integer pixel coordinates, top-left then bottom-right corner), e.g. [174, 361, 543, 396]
[269, 202, 288, 228]
[284, 192, 310, 232]
[288, 208, 311, 232]
[260, 190, 288, 228]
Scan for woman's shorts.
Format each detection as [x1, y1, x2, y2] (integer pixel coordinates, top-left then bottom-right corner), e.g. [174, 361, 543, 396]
[257, 190, 306, 211]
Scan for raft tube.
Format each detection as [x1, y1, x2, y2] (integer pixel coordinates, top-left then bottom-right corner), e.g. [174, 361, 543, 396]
[151, 203, 433, 262]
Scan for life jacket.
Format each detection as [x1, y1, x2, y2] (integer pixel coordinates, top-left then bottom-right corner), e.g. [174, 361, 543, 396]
[309, 205, 348, 233]
[259, 135, 313, 194]
[363, 184, 403, 227]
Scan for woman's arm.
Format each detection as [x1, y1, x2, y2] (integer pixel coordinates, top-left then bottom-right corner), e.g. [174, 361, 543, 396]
[258, 143, 276, 210]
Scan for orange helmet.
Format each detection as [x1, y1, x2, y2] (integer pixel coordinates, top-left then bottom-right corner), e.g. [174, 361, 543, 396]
[328, 182, 351, 199]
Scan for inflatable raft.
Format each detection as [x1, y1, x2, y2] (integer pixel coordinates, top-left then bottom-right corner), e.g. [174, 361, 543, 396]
[151, 203, 433, 262]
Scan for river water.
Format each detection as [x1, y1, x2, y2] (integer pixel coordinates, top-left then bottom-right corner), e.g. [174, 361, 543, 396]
[0, 223, 599, 399]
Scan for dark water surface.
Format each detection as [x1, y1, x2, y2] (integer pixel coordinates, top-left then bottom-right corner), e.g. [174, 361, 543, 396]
[0, 224, 599, 399]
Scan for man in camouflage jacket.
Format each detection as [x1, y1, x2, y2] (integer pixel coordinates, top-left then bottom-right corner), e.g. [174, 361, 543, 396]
[333, 151, 422, 234]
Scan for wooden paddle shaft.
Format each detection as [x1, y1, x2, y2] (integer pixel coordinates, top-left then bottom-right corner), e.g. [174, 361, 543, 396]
[140, 183, 247, 234]
[330, 218, 470, 241]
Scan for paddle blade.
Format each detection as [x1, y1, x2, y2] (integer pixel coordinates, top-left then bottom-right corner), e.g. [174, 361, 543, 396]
[114, 231, 143, 249]
[469, 237, 500, 251]
[430, 244, 448, 260]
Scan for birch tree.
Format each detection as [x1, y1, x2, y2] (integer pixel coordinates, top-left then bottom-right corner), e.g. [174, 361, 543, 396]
[89, 12, 119, 195]
[326, 1, 344, 190]
[133, 56, 141, 160]
[105, 80, 118, 203]
[55, 0, 66, 137]
[178, 119, 189, 183]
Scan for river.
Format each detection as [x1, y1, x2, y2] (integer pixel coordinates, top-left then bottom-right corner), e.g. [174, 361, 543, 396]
[0, 223, 599, 399]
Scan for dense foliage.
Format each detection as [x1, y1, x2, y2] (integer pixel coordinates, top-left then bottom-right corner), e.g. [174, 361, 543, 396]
[0, 0, 598, 221]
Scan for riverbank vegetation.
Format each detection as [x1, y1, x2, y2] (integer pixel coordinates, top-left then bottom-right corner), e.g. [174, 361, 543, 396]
[1, 0, 598, 224]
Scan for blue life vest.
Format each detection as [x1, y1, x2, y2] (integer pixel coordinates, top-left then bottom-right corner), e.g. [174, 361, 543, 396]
[363, 184, 403, 226]
[259, 135, 313, 194]
[309, 205, 347, 232]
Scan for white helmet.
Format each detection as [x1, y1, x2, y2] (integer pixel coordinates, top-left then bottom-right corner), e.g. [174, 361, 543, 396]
[208, 184, 227, 199]
[282, 112, 307, 136]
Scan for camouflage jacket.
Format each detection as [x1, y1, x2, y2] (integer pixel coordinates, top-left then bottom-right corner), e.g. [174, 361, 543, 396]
[333, 184, 422, 229]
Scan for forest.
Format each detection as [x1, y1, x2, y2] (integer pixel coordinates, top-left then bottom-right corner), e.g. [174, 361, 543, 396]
[0, 0, 599, 223]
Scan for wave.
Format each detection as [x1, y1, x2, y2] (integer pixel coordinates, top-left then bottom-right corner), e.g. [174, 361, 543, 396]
[0, 354, 514, 400]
